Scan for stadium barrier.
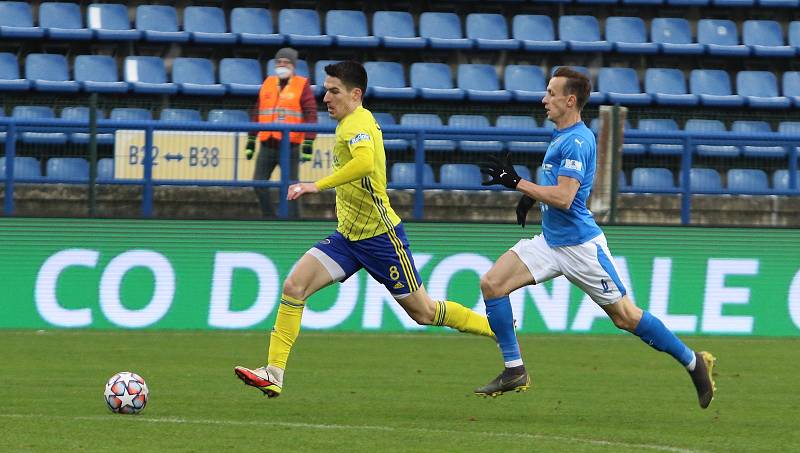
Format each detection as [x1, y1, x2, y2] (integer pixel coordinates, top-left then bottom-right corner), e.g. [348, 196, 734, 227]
[1, 115, 798, 223]
[2, 218, 798, 336]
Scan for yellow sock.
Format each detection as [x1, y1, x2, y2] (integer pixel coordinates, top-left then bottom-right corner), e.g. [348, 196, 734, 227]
[434, 300, 495, 339]
[267, 294, 305, 370]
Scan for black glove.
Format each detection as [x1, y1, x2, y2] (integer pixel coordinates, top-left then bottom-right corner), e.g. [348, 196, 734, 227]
[480, 153, 521, 189]
[299, 139, 314, 162]
[516, 195, 535, 228]
[245, 136, 257, 160]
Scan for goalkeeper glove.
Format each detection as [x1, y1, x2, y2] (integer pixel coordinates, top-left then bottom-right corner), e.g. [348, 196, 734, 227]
[516, 195, 535, 228]
[245, 136, 257, 160]
[480, 153, 521, 189]
[300, 139, 314, 162]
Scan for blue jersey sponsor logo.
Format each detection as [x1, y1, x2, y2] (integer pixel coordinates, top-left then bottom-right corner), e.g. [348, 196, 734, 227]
[349, 132, 371, 145]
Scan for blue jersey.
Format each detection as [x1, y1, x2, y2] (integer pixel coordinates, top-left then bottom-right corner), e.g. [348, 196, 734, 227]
[539, 121, 603, 247]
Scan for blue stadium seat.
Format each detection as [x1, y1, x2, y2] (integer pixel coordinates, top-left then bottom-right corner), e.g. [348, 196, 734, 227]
[638, 119, 683, 155]
[0, 1, 43, 38]
[47, 157, 89, 181]
[598, 68, 651, 105]
[631, 167, 675, 191]
[690, 168, 722, 192]
[160, 108, 202, 122]
[457, 64, 511, 102]
[440, 163, 482, 187]
[326, 10, 379, 48]
[732, 121, 785, 158]
[230, 7, 283, 45]
[86, 3, 141, 41]
[266, 59, 309, 78]
[183, 6, 236, 44]
[713, 0, 754, 6]
[110, 107, 152, 121]
[25, 54, 79, 92]
[743, 20, 794, 57]
[768, 170, 800, 190]
[783, 72, 800, 108]
[61, 106, 114, 145]
[136, 5, 188, 42]
[279, 9, 332, 47]
[0, 52, 29, 91]
[790, 21, 800, 50]
[172, 58, 226, 96]
[410, 63, 463, 101]
[667, 0, 708, 5]
[364, 62, 416, 99]
[645, 68, 698, 106]
[312, 59, 339, 96]
[372, 11, 426, 49]
[512, 15, 565, 52]
[504, 65, 546, 102]
[760, 0, 800, 6]
[219, 58, 262, 96]
[685, 119, 740, 158]
[208, 109, 249, 123]
[0, 156, 41, 179]
[40, 2, 92, 40]
[514, 165, 532, 182]
[466, 13, 518, 50]
[496, 115, 547, 153]
[605, 17, 658, 54]
[690, 70, 744, 107]
[400, 114, 455, 151]
[12, 106, 67, 144]
[697, 19, 749, 57]
[558, 16, 612, 52]
[124, 56, 178, 94]
[651, 18, 703, 55]
[736, 71, 791, 109]
[448, 115, 503, 152]
[75, 55, 128, 93]
[727, 169, 769, 193]
[390, 162, 435, 186]
[420, 12, 472, 49]
[97, 157, 114, 180]
[373, 112, 408, 151]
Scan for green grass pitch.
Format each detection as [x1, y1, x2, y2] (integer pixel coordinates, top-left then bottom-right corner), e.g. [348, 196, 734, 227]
[1, 330, 797, 452]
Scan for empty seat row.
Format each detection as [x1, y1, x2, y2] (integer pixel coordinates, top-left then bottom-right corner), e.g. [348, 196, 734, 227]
[5, 53, 799, 109]
[629, 167, 797, 192]
[0, 156, 113, 180]
[4, 2, 799, 58]
[618, 118, 800, 158]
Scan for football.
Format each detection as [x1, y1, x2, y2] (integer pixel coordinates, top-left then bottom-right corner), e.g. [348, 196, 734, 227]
[104, 371, 149, 414]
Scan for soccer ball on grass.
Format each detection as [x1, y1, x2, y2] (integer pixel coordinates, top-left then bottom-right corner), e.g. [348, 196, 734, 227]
[104, 371, 149, 414]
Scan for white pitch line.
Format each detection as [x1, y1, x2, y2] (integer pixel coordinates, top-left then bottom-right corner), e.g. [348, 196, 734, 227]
[0, 413, 704, 453]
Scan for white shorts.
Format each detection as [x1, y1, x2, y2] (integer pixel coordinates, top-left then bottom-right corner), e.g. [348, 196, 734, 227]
[510, 233, 627, 306]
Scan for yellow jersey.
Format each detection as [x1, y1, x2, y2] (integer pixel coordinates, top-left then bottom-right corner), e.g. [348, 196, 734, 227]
[315, 105, 401, 240]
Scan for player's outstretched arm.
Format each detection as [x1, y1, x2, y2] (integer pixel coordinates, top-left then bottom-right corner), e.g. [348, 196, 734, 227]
[480, 152, 579, 210]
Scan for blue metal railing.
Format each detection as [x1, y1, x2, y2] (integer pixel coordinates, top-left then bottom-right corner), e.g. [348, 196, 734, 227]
[1, 117, 798, 223]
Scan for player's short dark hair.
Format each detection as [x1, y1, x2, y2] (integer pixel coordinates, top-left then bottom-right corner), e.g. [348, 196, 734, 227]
[324, 61, 367, 95]
[553, 67, 591, 111]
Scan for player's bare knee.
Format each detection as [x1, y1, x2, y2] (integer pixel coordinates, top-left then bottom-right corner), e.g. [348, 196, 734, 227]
[610, 314, 636, 332]
[479, 273, 504, 299]
[281, 277, 307, 301]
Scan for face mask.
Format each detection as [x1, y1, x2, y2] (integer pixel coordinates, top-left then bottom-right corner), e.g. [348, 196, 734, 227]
[275, 66, 291, 79]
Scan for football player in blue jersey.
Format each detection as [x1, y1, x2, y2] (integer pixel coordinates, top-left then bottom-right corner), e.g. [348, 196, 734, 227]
[476, 67, 716, 409]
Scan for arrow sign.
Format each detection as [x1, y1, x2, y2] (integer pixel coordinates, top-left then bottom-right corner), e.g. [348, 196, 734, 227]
[164, 153, 184, 162]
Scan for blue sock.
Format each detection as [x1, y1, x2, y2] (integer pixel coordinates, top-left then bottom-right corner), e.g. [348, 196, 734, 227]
[634, 311, 695, 366]
[484, 295, 521, 366]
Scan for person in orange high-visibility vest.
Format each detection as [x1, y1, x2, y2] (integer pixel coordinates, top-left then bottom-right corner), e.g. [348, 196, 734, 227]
[246, 47, 318, 218]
